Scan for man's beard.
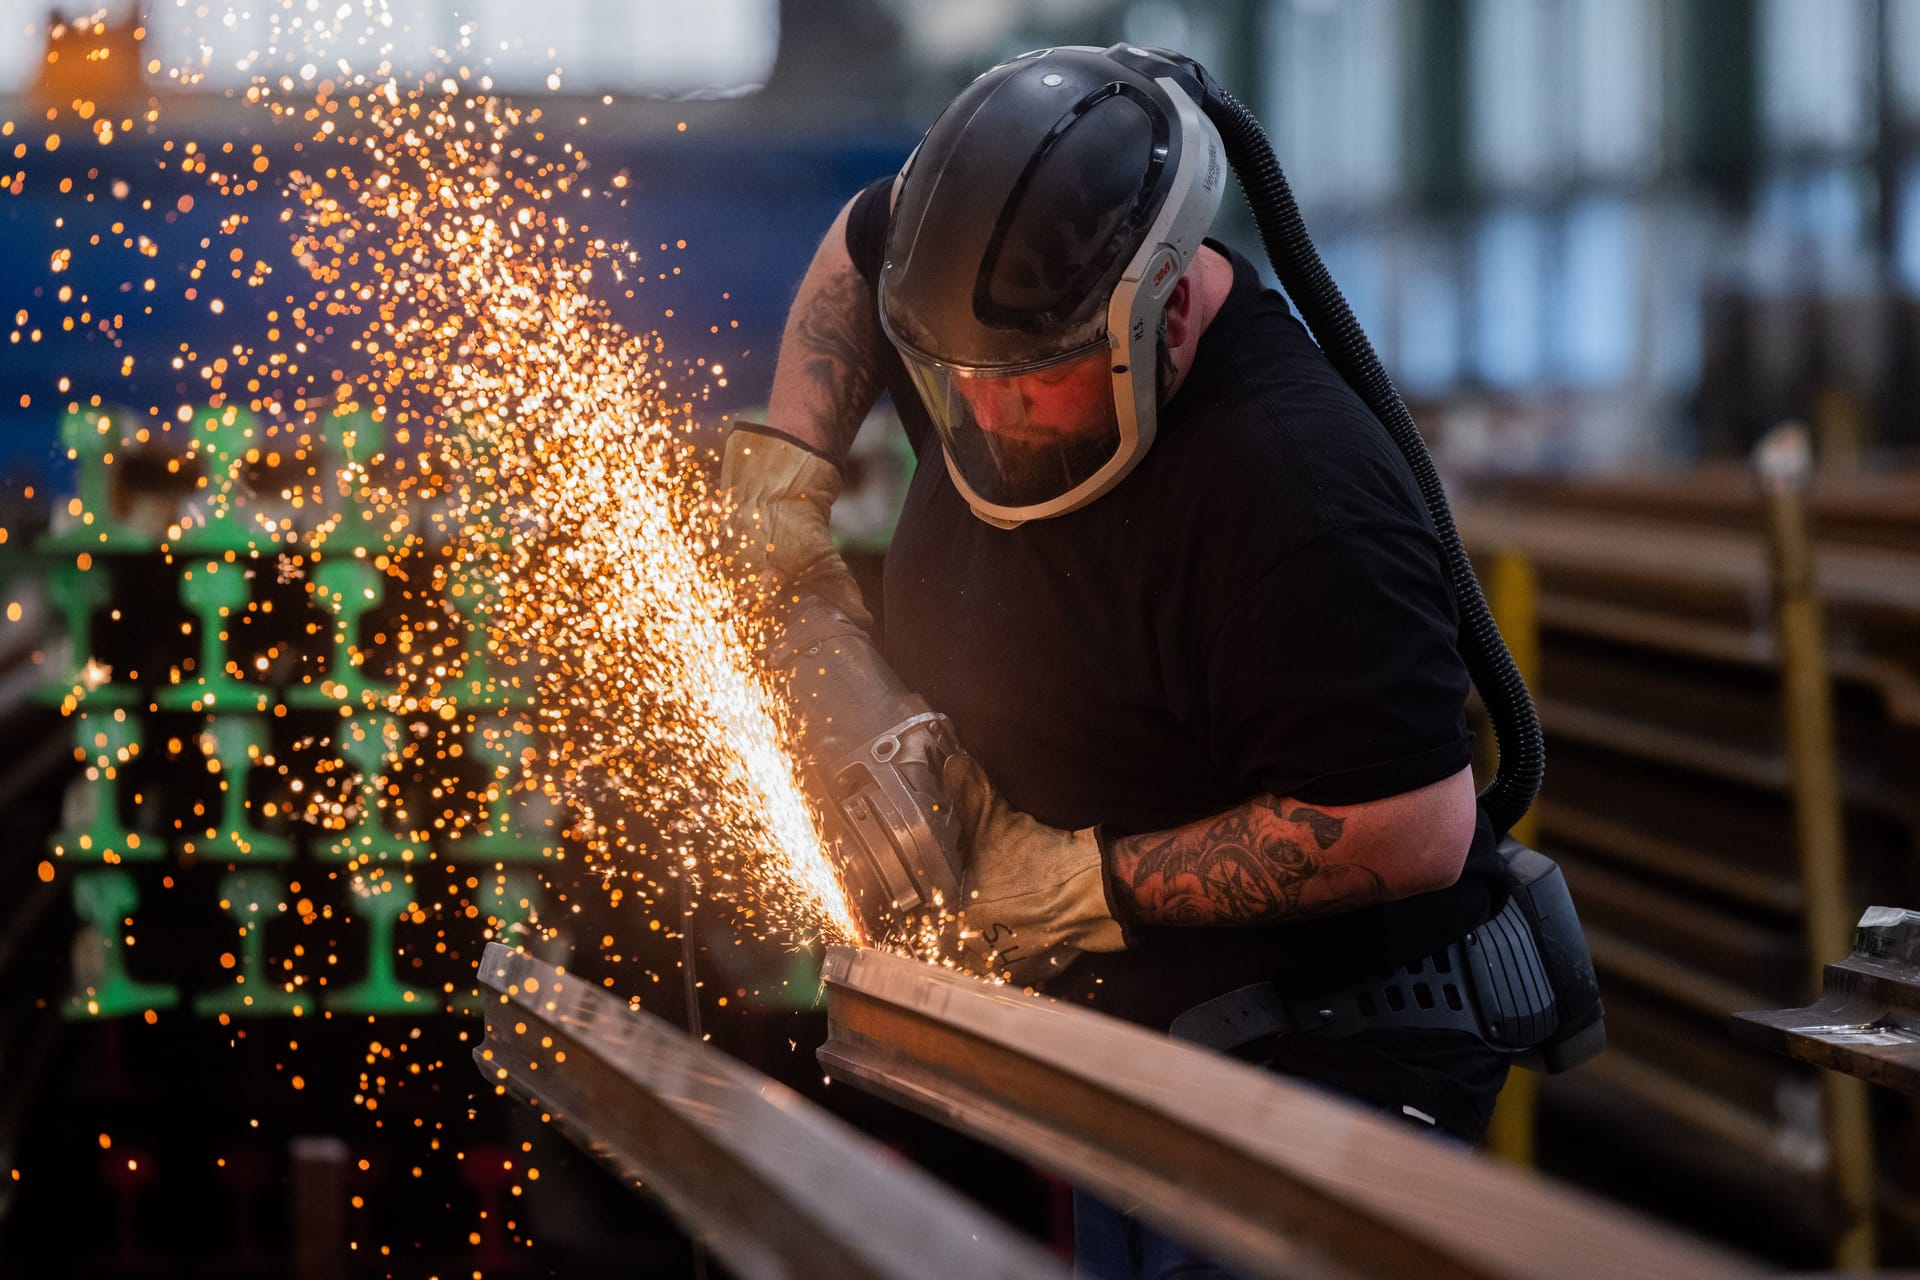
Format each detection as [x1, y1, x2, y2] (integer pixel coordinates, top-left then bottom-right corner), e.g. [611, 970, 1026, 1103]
[968, 424, 1118, 507]
[946, 340, 1174, 508]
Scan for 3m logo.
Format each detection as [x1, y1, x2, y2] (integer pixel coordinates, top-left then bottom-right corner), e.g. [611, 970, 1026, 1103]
[1152, 259, 1174, 288]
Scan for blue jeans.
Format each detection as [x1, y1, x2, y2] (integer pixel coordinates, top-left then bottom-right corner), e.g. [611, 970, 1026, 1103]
[1071, 1028, 1510, 1280]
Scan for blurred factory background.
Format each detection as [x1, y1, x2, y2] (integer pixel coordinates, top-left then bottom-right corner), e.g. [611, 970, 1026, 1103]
[1, 0, 1917, 1275]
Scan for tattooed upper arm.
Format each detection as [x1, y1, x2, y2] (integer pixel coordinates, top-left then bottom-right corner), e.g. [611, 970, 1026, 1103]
[1109, 796, 1385, 928]
[1106, 767, 1476, 928]
[765, 198, 886, 463]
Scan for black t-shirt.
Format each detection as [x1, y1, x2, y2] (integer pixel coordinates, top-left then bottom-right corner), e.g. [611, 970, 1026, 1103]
[845, 178, 1498, 1029]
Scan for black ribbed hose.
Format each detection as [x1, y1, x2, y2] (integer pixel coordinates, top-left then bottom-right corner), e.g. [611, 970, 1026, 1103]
[1204, 87, 1544, 835]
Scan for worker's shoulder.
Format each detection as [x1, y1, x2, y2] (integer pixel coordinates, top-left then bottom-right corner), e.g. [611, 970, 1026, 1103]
[1162, 338, 1431, 549]
[1175, 327, 1415, 487]
[1183, 263, 1377, 442]
[842, 176, 897, 280]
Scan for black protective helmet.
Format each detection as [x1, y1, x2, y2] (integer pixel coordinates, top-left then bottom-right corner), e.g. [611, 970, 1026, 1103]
[879, 45, 1224, 527]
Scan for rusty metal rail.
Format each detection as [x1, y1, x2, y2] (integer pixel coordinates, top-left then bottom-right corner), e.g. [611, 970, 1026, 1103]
[819, 945, 1765, 1280]
[473, 943, 1066, 1280]
[1735, 906, 1920, 1095]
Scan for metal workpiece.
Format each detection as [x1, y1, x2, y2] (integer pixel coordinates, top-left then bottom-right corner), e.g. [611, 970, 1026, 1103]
[1734, 905, 1920, 1095]
[818, 946, 1763, 1280]
[472, 943, 1065, 1280]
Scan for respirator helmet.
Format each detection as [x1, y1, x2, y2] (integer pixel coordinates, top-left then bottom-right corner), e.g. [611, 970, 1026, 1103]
[879, 45, 1225, 528]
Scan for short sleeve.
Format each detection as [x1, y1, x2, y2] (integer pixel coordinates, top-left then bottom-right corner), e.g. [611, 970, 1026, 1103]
[1204, 523, 1472, 806]
[842, 177, 894, 283]
[841, 175, 941, 459]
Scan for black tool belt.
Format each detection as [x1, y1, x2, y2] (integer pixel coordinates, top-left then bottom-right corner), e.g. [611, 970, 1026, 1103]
[1169, 891, 1558, 1055]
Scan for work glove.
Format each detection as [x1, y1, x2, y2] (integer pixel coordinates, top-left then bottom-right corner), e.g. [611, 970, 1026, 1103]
[942, 753, 1130, 989]
[717, 425, 871, 629]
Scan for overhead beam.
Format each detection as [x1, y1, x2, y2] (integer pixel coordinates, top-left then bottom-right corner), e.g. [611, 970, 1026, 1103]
[473, 942, 1065, 1280]
[818, 945, 1761, 1280]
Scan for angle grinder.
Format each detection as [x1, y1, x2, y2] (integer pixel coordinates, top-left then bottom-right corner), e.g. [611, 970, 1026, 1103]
[769, 594, 964, 941]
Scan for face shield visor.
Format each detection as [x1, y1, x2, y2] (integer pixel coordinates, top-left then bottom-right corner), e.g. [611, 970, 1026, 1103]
[896, 341, 1126, 516]
[879, 45, 1224, 527]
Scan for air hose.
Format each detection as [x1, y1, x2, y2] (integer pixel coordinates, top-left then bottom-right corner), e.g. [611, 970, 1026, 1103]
[1179, 65, 1544, 835]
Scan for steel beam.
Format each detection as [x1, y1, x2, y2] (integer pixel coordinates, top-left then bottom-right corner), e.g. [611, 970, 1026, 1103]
[819, 945, 1763, 1280]
[473, 942, 1065, 1280]
[1734, 905, 1920, 1094]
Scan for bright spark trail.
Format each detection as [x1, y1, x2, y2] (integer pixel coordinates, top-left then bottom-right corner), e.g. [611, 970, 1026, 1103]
[4, 5, 874, 1265]
[292, 81, 867, 948]
[15, 6, 868, 948]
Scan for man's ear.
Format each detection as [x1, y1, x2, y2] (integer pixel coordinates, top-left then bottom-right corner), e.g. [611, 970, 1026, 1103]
[1161, 275, 1195, 349]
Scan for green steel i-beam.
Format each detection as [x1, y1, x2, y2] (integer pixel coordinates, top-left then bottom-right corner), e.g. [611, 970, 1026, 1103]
[53, 711, 154, 865]
[291, 554, 389, 708]
[161, 558, 262, 713]
[193, 869, 305, 1018]
[67, 870, 179, 1018]
[187, 716, 292, 860]
[328, 872, 434, 1014]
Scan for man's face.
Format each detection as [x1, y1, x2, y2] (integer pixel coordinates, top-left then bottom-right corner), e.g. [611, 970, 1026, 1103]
[952, 348, 1114, 445]
[944, 348, 1118, 504]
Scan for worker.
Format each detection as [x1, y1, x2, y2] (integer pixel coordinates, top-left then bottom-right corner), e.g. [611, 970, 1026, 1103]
[723, 46, 1514, 1277]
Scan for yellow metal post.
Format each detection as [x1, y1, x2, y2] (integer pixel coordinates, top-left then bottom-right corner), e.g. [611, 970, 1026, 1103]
[1754, 424, 1877, 1269]
[1483, 548, 1540, 1167]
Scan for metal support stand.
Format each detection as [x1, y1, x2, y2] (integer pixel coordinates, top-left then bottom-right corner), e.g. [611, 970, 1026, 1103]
[1483, 547, 1542, 1168]
[1754, 424, 1877, 1269]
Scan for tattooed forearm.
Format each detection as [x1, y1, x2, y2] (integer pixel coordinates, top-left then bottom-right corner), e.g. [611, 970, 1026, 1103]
[1108, 796, 1386, 927]
[786, 265, 883, 455]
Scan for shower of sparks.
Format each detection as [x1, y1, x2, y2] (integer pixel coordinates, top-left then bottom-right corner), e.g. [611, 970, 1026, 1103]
[11, 12, 869, 947]
[276, 79, 867, 947]
[4, 5, 896, 1268]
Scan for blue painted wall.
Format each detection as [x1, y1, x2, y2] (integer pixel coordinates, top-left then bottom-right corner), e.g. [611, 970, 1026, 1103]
[0, 123, 915, 487]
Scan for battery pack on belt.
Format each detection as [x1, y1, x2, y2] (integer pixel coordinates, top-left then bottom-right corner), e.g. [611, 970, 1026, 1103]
[1169, 891, 1550, 1051]
[1168, 839, 1606, 1074]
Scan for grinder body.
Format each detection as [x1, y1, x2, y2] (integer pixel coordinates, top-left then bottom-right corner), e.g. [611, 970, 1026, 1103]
[770, 596, 964, 939]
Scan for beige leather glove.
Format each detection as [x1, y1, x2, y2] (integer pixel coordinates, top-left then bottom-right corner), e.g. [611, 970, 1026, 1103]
[718, 426, 871, 628]
[944, 753, 1129, 989]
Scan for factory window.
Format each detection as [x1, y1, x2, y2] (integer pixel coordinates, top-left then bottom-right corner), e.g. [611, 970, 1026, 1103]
[1754, 165, 1878, 294]
[1759, 0, 1875, 152]
[1641, 201, 1707, 395]
[1470, 0, 1662, 187]
[1469, 0, 1567, 192]
[1892, 0, 1920, 122]
[0, 0, 779, 97]
[1560, 197, 1638, 389]
[1396, 228, 1467, 396]
[0, 4, 40, 88]
[1263, 0, 1404, 213]
[1570, 0, 1662, 181]
[1899, 163, 1920, 294]
[1473, 207, 1551, 389]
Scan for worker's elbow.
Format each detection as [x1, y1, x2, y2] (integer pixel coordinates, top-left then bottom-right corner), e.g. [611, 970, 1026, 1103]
[1381, 773, 1477, 899]
[1393, 827, 1471, 898]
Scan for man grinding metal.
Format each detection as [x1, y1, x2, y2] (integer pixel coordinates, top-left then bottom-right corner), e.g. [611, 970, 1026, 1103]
[719, 44, 1594, 1278]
